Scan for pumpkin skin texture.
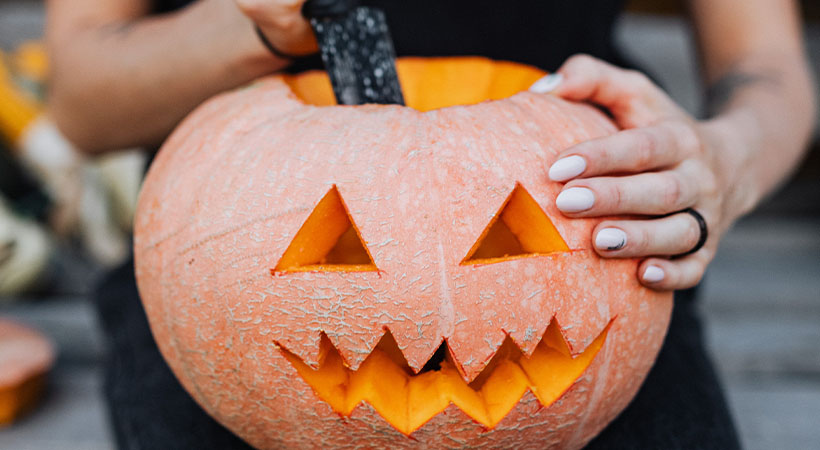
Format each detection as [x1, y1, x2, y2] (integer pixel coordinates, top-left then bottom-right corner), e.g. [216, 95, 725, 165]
[135, 57, 672, 449]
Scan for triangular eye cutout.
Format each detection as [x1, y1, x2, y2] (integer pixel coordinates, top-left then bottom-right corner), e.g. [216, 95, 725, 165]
[462, 183, 569, 264]
[274, 186, 377, 272]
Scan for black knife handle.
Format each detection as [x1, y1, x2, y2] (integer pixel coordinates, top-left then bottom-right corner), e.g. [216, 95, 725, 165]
[308, 7, 405, 105]
[302, 0, 359, 19]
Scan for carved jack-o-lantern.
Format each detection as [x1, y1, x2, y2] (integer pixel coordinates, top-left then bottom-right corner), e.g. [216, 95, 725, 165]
[135, 57, 672, 449]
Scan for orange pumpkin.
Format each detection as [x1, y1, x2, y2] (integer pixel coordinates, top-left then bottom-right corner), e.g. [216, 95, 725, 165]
[135, 57, 672, 449]
[0, 319, 55, 425]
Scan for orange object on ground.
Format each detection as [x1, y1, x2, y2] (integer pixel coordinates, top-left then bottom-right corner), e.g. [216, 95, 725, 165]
[0, 318, 55, 425]
[0, 50, 41, 146]
[135, 57, 673, 449]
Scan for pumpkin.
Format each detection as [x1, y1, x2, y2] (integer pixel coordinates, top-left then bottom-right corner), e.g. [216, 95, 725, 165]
[0, 318, 55, 425]
[135, 57, 672, 449]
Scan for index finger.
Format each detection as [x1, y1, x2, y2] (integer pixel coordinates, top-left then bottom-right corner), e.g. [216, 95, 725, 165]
[548, 120, 702, 182]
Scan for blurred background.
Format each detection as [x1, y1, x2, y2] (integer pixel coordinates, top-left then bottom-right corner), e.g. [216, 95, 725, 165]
[0, 1, 818, 449]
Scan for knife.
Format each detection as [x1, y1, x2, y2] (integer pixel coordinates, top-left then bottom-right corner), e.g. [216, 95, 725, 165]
[303, 0, 405, 106]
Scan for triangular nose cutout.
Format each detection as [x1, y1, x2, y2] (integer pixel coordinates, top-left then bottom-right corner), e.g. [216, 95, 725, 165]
[462, 183, 569, 264]
[275, 186, 377, 272]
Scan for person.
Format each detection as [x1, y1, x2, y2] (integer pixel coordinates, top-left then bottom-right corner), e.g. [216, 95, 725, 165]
[0, 43, 141, 291]
[45, 0, 816, 448]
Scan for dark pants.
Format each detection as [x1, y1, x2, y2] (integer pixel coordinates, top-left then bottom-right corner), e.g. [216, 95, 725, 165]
[95, 259, 740, 449]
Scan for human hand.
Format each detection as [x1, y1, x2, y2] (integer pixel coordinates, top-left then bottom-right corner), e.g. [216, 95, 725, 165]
[235, 0, 317, 57]
[530, 55, 748, 291]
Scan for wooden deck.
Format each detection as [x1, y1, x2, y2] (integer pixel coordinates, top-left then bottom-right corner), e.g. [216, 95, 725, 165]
[2, 4, 820, 449]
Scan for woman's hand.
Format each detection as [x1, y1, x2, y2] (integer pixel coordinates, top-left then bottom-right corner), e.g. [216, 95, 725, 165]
[531, 55, 750, 291]
[235, 0, 317, 57]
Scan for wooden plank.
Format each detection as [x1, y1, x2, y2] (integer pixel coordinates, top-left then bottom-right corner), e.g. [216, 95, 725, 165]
[701, 217, 820, 311]
[724, 379, 820, 450]
[0, 296, 105, 365]
[0, 366, 114, 450]
[701, 216, 820, 449]
[1, 295, 111, 448]
[704, 311, 820, 378]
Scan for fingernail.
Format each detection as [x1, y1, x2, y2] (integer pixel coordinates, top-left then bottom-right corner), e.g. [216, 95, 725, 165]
[549, 155, 586, 182]
[556, 187, 594, 212]
[595, 228, 627, 251]
[529, 73, 563, 93]
[643, 265, 665, 283]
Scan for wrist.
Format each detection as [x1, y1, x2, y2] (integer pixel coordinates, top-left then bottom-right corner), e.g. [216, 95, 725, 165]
[701, 110, 763, 221]
[255, 26, 316, 61]
[196, 1, 288, 79]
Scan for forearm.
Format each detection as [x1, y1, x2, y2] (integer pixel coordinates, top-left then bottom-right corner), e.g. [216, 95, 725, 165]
[691, 0, 817, 223]
[46, 0, 285, 153]
[703, 51, 816, 222]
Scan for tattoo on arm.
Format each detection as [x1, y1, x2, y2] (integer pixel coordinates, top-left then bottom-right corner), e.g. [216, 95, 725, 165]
[99, 20, 137, 37]
[706, 69, 780, 116]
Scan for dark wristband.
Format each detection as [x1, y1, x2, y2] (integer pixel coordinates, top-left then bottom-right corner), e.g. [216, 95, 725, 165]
[254, 25, 311, 60]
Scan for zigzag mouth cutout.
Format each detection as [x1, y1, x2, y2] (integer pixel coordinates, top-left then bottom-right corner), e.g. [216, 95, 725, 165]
[277, 320, 611, 435]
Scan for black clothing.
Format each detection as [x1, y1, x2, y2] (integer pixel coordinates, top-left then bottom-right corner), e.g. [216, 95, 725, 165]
[151, 0, 195, 14]
[373, 0, 628, 71]
[153, 0, 631, 73]
[100, 1, 740, 448]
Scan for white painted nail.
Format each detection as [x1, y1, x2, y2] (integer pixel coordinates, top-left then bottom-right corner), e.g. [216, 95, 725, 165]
[556, 187, 594, 213]
[643, 265, 665, 283]
[529, 73, 563, 93]
[549, 155, 586, 182]
[595, 228, 627, 251]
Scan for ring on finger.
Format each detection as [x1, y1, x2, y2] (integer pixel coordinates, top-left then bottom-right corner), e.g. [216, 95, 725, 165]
[671, 208, 707, 258]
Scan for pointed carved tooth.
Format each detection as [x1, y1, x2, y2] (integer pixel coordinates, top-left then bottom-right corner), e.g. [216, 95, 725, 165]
[450, 256, 558, 380]
[327, 327, 383, 371]
[505, 260, 557, 358]
[263, 269, 395, 369]
[508, 321, 550, 358]
[378, 238, 447, 373]
[547, 251, 624, 356]
[388, 319, 442, 373]
[277, 320, 611, 436]
[553, 313, 610, 357]
[448, 327, 508, 382]
[552, 286, 608, 357]
[274, 333, 322, 368]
